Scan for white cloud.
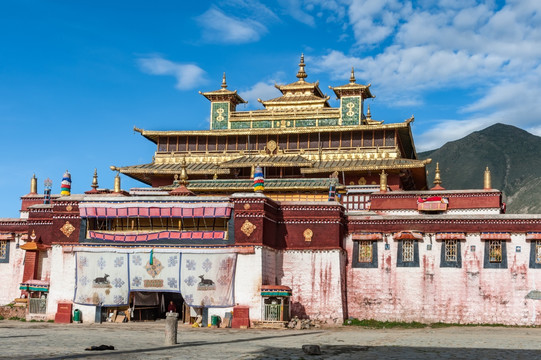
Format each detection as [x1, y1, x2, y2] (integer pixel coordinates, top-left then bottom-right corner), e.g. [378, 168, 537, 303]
[240, 81, 281, 109]
[278, 0, 315, 26]
[137, 56, 206, 90]
[195, 7, 267, 44]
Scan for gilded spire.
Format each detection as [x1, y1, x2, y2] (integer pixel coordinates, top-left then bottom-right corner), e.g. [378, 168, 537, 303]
[484, 166, 492, 190]
[180, 157, 189, 185]
[350, 67, 356, 84]
[91, 168, 98, 190]
[366, 104, 372, 119]
[296, 53, 307, 82]
[379, 170, 387, 192]
[30, 174, 37, 194]
[433, 162, 442, 187]
[221, 72, 227, 89]
[114, 172, 121, 193]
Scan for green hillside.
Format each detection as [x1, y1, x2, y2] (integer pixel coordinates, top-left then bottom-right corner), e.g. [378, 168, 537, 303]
[418, 123, 541, 213]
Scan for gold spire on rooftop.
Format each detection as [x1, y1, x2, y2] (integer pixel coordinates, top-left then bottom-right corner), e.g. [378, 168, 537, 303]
[296, 53, 307, 82]
[350, 67, 356, 84]
[91, 168, 98, 190]
[30, 174, 37, 194]
[114, 173, 121, 193]
[484, 166, 492, 190]
[180, 157, 189, 185]
[430, 162, 445, 190]
[366, 104, 372, 120]
[379, 170, 387, 192]
[221, 72, 227, 89]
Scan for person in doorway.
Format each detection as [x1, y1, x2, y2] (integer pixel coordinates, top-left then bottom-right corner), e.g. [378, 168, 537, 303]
[168, 300, 177, 313]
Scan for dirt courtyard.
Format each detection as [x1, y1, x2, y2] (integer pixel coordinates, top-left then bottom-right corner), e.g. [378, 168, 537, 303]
[1, 320, 541, 359]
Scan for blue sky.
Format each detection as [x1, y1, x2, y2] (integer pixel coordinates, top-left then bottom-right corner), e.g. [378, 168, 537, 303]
[1, 0, 540, 217]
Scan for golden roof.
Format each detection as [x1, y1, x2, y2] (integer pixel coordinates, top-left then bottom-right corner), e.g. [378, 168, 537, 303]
[329, 67, 374, 99]
[199, 73, 246, 105]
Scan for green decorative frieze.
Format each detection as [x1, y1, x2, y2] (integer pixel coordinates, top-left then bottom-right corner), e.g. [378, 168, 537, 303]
[230, 121, 251, 129]
[295, 119, 316, 127]
[341, 96, 360, 126]
[211, 102, 229, 130]
[252, 120, 272, 128]
[318, 118, 339, 126]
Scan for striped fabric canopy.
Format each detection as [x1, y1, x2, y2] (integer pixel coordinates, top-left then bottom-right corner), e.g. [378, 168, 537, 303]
[80, 205, 231, 218]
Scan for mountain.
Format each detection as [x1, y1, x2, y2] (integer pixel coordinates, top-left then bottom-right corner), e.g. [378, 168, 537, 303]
[418, 123, 541, 214]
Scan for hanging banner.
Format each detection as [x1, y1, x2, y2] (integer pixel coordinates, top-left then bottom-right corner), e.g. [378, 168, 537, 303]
[129, 251, 181, 292]
[74, 252, 129, 306]
[180, 253, 237, 308]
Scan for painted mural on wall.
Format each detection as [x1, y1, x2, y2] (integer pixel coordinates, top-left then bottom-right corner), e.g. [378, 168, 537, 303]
[75, 252, 129, 306]
[129, 251, 181, 292]
[74, 251, 237, 307]
[180, 253, 237, 308]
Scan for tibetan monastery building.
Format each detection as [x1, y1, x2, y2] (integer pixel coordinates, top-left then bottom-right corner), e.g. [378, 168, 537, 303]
[2, 56, 541, 326]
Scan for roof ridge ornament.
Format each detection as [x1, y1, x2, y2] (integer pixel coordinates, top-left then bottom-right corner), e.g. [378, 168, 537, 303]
[221, 72, 227, 89]
[350, 67, 356, 84]
[91, 168, 98, 190]
[296, 53, 307, 82]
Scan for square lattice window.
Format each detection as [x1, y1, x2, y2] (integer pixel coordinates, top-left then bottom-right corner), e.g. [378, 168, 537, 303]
[358, 241, 373, 263]
[489, 240, 502, 263]
[445, 239, 458, 262]
[402, 240, 414, 262]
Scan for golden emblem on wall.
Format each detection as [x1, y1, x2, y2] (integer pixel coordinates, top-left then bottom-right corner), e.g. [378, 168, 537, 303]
[266, 140, 277, 154]
[243, 203, 251, 210]
[358, 177, 367, 185]
[346, 102, 355, 117]
[241, 220, 256, 237]
[60, 221, 76, 238]
[303, 228, 313, 242]
[216, 107, 225, 122]
[66, 205, 73, 212]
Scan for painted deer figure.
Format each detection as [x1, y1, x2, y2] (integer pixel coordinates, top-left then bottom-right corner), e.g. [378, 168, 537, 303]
[198, 275, 214, 286]
[94, 274, 110, 284]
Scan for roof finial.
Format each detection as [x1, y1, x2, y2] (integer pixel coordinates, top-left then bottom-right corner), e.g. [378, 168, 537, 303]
[366, 104, 372, 119]
[350, 67, 356, 84]
[180, 157, 189, 185]
[91, 168, 98, 190]
[30, 173, 37, 194]
[296, 53, 307, 82]
[221, 72, 227, 89]
[433, 162, 442, 187]
[484, 166, 492, 190]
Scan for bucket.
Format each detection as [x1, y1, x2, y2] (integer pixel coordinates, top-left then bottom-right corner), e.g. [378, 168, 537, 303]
[73, 309, 81, 323]
[210, 315, 221, 327]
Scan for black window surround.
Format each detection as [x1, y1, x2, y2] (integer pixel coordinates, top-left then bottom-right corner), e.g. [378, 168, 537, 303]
[352, 240, 378, 268]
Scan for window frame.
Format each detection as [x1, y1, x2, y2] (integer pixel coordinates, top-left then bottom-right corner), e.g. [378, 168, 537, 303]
[440, 239, 462, 268]
[397, 239, 419, 267]
[0, 240, 10, 263]
[352, 240, 378, 268]
[483, 239, 507, 269]
[529, 240, 541, 269]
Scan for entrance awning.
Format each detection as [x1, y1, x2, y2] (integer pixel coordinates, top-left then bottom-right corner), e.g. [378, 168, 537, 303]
[351, 232, 383, 241]
[261, 285, 292, 297]
[393, 231, 423, 240]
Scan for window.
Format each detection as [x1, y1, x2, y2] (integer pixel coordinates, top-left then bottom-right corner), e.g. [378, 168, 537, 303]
[440, 239, 462, 268]
[445, 239, 458, 261]
[483, 240, 507, 268]
[529, 240, 541, 268]
[358, 241, 373, 263]
[402, 240, 414, 262]
[397, 239, 419, 267]
[352, 240, 378, 268]
[0, 240, 9, 263]
[489, 240, 502, 262]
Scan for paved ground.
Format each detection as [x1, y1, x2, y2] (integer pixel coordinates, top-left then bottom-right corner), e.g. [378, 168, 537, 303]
[1, 320, 541, 359]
